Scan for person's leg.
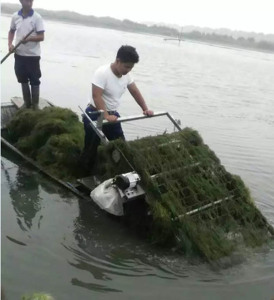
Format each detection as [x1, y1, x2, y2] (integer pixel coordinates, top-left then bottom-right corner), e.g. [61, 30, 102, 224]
[28, 57, 41, 110]
[14, 54, 31, 108]
[21, 83, 32, 108]
[83, 106, 101, 149]
[79, 107, 101, 171]
[31, 85, 40, 110]
[83, 122, 101, 167]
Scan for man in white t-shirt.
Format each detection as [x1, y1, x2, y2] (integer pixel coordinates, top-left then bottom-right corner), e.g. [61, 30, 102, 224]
[82, 45, 153, 168]
[8, 0, 45, 109]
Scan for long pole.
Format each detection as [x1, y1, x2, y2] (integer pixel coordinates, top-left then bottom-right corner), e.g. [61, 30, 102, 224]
[1, 29, 34, 64]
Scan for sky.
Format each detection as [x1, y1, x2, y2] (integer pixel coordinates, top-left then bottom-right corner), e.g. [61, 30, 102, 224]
[3, 0, 274, 34]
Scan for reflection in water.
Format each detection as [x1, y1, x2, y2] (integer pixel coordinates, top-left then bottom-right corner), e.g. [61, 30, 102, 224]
[5, 235, 27, 246]
[2, 160, 42, 231]
[61, 198, 191, 294]
[63, 200, 125, 293]
[71, 278, 122, 293]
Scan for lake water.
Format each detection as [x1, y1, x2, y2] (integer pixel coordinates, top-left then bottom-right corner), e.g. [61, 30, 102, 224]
[1, 15, 274, 299]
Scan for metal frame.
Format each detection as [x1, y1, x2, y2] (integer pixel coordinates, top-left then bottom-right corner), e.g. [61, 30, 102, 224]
[78, 106, 109, 144]
[79, 106, 182, 144]
[173, 196, 233, 220]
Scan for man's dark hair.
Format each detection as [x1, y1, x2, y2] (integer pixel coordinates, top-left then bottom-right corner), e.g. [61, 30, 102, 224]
[116, 45, 139, 63]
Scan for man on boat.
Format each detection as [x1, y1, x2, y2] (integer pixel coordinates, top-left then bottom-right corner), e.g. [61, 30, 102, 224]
[8, 0, 45, 110]
[82, 45, 153, 168]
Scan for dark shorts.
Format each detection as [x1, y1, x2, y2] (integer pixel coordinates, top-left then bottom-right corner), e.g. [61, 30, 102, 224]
[14, 54, 41, 85]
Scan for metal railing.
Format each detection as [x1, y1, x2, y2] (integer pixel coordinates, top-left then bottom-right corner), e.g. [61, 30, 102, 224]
[79, 106, 182, 144]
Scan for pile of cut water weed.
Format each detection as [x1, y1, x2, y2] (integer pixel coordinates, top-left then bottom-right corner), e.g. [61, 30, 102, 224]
[6, 107, 86, 180]
[95, 128, 273, 261]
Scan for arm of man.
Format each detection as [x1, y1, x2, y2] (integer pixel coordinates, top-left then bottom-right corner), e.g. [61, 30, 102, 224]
[8, 30, 15, 52]
[23, 32, 44, 43]
[128, 82, 153, 116]
[92, 84, 117, 122]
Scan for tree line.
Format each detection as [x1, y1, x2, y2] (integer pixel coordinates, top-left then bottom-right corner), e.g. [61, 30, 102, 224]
[2, 3, 274, 53]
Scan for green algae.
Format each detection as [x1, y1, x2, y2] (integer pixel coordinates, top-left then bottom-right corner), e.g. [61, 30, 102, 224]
[95, 129, 273, 261]
[6, 107, 85, 180]
[6, 108, 273, 261]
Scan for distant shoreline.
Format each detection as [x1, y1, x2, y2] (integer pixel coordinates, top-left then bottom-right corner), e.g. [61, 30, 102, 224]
[2, 3, 274, 54]
[177, 37, 274, 55]
[2, 13, 273, 55]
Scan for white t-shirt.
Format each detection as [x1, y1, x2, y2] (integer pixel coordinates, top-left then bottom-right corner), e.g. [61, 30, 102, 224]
[10, 9, 45, 56]
[92, 64, 134, 111]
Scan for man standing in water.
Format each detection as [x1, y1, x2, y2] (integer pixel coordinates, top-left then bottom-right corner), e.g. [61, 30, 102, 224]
[8, 0, 45, 109]
[82, 45, 153, 168]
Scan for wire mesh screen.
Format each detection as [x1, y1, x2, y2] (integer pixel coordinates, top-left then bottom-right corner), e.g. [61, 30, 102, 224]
[97, 128, 274, 261]
[121, 116, 179, 141]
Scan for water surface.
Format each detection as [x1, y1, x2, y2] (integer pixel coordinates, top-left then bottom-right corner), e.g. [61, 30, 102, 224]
[1, 16, 274, 299]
